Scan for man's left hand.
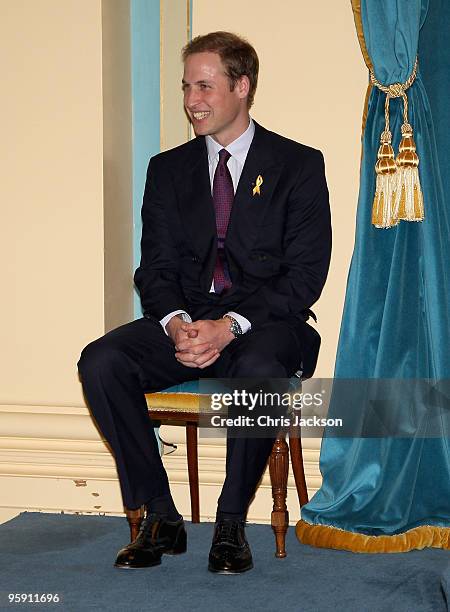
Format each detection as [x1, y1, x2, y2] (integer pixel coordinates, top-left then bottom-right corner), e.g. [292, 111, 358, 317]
[175, 319, 234, 368]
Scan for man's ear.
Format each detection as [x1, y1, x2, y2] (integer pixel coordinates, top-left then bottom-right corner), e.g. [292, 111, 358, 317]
[236, 75, 250, 101]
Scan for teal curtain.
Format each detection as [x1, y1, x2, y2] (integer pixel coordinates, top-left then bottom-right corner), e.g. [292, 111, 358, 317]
[298, 0, 450, 551]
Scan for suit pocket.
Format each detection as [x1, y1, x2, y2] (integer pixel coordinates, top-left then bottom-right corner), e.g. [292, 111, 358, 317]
[245, 253, 281, 279]
[179, 255, 201, 285]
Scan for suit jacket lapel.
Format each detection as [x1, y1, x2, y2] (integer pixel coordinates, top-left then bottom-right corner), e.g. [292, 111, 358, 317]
[176, 138, 217, 270]
[226, 122, 283, 251]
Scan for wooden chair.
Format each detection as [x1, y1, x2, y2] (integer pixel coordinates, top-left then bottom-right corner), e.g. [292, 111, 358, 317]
[125, 379, 309, 558]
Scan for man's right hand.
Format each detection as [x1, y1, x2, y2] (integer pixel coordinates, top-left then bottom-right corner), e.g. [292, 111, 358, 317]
[166, 315, 194, 345]
[166, 316, 219, 369]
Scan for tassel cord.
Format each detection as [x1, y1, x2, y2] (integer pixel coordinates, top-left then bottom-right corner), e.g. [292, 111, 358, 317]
[369, 57, 424, 228]
[370, 57, 417, 141]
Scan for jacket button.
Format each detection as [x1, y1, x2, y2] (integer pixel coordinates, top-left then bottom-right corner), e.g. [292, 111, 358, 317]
[258, 254, 268, 262]
[191, 256, 199, 263]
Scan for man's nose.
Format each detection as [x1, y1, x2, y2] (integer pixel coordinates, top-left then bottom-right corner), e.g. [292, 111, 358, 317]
[185, 89, 201, 109]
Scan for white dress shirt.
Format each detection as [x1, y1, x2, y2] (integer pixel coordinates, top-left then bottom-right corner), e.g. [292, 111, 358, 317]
[160, 118, 255, 334]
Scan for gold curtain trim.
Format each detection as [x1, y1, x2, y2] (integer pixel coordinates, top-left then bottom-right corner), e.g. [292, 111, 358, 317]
[351, 0, 372, 71]
[296, 519, 450, 553]
[351, 0, 372, 155]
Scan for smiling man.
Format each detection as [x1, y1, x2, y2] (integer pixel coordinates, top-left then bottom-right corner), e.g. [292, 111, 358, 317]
[78, 31, 331, 574]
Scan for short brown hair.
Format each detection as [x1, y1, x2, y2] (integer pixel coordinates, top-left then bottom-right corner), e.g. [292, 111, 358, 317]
[182, 31, 259, 108]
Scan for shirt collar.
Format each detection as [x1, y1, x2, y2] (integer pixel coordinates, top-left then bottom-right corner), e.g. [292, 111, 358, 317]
[206, 117, 255, 166]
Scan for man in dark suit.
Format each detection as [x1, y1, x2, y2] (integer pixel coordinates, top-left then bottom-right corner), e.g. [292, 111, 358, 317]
[78, 31, 331, 574]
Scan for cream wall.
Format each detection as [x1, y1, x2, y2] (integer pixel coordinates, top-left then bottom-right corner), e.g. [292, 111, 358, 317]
[1, 0, 105, 407]
[160, 0, 191, 150]
[0, 0, 132, 406]
[1, 1, 367, 527]
[103, 0, 133, 331]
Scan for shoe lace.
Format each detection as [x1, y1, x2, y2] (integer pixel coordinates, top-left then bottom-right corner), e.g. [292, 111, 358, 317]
[137, 512, 160, 541]
[216, 520, 242, 545]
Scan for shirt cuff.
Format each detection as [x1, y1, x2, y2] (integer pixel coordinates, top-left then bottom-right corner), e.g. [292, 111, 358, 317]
[225, 311, 251, 334]
[160, 310, 192, 335]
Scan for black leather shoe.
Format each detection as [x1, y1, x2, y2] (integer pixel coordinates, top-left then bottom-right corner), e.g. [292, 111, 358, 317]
[208, 519, 253, 574]
[114, 513, 187, 569]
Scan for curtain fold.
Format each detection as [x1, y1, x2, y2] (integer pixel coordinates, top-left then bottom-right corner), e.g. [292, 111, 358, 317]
[296, 0, 450, 553]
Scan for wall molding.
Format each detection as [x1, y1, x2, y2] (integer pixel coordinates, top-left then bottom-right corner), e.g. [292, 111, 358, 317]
[0, 404, 322, 525]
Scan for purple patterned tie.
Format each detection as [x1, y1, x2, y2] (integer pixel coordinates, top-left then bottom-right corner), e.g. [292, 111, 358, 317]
[213, 149, 234, 293]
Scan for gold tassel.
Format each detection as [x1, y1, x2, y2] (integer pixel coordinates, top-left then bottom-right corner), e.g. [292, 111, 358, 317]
[372, 130, 398, 228]
[393, 122, 424, 222]
[369, 57, 424, 229]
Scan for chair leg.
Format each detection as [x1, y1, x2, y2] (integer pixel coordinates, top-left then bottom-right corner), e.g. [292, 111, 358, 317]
[125, 506, 144, 542]
[288, 423, 309, 507]
[186, 421, 200, 523]
[269, 435, 289, 558]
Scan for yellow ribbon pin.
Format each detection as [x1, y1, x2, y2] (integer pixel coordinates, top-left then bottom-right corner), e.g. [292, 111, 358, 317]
[252, 175, 263, 196]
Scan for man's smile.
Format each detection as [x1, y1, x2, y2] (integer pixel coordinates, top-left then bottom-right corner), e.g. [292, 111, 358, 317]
[192, 111, 211, 120]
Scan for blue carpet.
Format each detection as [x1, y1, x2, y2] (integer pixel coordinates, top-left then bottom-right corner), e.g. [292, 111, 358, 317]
[0, 513, 449, 611]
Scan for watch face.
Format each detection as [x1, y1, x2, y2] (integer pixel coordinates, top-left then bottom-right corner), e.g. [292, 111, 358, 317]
[224, 315, 242, 337]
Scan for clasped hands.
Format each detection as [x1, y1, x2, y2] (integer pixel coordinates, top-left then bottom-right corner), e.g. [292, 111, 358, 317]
[166, 316, 234, 369]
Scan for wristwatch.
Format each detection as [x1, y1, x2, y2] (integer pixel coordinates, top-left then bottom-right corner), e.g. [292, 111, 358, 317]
[223, 314, 243, 339]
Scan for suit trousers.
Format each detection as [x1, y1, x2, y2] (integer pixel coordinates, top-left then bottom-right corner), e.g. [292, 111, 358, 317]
[77, 316, 303, 515]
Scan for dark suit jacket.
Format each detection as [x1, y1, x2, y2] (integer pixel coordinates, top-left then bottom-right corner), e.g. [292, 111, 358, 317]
[134, 121, 332, 377]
